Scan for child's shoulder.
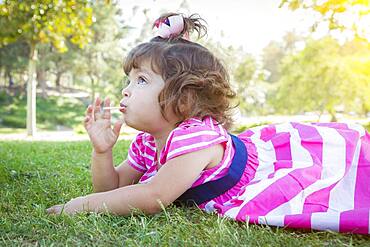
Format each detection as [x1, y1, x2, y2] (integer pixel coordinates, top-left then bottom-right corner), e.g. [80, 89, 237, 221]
[161, 116, 230, 162]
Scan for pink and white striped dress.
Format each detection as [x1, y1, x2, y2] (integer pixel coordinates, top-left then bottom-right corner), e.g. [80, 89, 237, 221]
[127, 116, 370, 234]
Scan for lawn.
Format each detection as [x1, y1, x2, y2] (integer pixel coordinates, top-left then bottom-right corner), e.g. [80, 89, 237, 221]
[1, 140, 369, 246]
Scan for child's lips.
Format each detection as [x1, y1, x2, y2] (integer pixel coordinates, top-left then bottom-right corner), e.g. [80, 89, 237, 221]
[119, 105, 127, 113]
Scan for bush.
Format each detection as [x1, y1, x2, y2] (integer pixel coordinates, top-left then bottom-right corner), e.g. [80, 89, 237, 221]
[232, 122, 270, 134]
[0, 92, 86, 130]
[1, 115, 26, 128]
[73, 124, 86, 134]
[364, 122, 370, 132]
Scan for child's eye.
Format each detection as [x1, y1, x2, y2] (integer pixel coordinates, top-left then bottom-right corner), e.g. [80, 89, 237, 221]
[137, 76, 147, 85]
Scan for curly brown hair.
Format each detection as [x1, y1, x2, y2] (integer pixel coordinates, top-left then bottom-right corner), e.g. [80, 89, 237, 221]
[123, 13, 237, 129]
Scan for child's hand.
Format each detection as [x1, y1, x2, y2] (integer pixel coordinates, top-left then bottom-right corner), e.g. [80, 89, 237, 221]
[84, 97, 124, 154]
[46, 196, 86, 215]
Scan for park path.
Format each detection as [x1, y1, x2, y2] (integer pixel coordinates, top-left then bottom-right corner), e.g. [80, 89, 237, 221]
[0, 127, 139, 142]
[1, 115, 368, 142]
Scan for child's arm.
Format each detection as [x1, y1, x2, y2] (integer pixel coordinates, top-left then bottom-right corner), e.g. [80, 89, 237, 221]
[114, 159, 143, 187]
[47, 143, 222, 215]
[91, 150, 142, 192]
[91, 149, 117, 192]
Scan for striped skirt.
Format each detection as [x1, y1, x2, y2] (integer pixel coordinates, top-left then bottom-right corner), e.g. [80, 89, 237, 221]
[211, 122, 370, 234]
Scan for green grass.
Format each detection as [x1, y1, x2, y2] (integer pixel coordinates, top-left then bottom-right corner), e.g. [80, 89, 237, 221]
[1, 141, 370, 246]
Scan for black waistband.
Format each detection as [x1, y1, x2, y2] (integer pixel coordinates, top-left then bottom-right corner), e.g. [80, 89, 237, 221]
[175, 134, 248, 206]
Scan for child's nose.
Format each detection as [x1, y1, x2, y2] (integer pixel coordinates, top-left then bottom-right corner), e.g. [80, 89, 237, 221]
[121, 88, 130, 97]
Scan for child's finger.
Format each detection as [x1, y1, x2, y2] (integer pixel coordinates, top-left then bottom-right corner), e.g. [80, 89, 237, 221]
[46, 205, 62, 215]
[113, 118, 124, 137]
[85, 104, 93, 121]
[84, 116, 92, 130]
[94, 97, 103, 120]
[103, 97, 111, 120]
[84, 105, 93, 130]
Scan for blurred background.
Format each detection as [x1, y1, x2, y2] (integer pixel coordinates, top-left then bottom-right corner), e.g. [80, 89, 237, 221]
[0, 0, 369, 139]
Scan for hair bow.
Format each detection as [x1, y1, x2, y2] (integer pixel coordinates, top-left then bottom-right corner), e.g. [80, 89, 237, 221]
[154, 15, 186, 39]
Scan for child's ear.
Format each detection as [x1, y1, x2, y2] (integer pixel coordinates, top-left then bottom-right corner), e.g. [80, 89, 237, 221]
[178, 91, 196, 116]
[178, 103, 187, 114]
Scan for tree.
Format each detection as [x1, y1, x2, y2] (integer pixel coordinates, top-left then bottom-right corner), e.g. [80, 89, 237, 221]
[47, 43, 79, 89]
[73, 2, 127, 104]
[270, 36, 370, 120]
[262, 31, 303, 83]
[262, 41, 285, 83]
[0, 41, 29, 88]
[0, 0, 93, 136]
[340, 38, 370, 116]
[280, 0, 370, 40]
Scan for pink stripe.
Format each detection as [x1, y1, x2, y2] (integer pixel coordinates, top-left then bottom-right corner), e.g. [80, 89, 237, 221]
[229, 213, 259, 223]
[260, 125, 294, 173]
[354, 132, 370, 209]
[291, 123, 323, 166]
[284, 213, 311, 230]
[128, 148, 145, 169]
[169, 134, 223, 151]
[234, 123, 323, 218]
[131, 141, 142, 155]
[240, 129, 255, 138]
[144, 146, 156, 157]
[160, 131, 175, 164]
[302, 125, 359, 213]
[271, 131, 293, 171]
[339, 209, 369, 234]
[260, 125, 276, 142]
[167, 137, 227, 160]
[302, 184, 335, 213]
[312, 122, 348, 129]
[139, 165, 156, 182]
[248, 215, 259, 224]
[235, 166, 321, 218]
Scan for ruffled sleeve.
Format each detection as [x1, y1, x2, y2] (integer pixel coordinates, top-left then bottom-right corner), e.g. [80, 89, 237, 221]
[160, 118, 229, 165]
[127, 132, 147, 173]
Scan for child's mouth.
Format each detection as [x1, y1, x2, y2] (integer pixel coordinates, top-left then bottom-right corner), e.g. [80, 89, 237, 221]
[119, 105, 127, 113]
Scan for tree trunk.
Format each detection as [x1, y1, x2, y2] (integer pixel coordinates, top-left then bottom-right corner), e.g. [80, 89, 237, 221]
[36, 66, 47, 98]
[329, 109, 337, 122]
[27, 43, 37, 136]
[6, 69, 14, 88]
[55, 71, 63, 90]
[0, 69, 4, 88]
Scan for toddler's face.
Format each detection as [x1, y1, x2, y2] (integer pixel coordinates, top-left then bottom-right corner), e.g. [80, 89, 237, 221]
[120, 60, 175, 133]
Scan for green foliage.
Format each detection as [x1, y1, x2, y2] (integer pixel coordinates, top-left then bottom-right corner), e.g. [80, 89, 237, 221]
[0, 41, 29, 75]
[233, 55, 262, 115]
[72, 2, 127, 103]
[1, 141, 370, 245]
[270, 36, 370, 118]
[262, 32, 303, 83]
[234, 55, 257, 86]
[0, 0, 93, 51]
[280, 0, 370, 39]
[364, 122, 370, 132]
[262, 41, 285, 83]
[232, 122, 270, 134]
